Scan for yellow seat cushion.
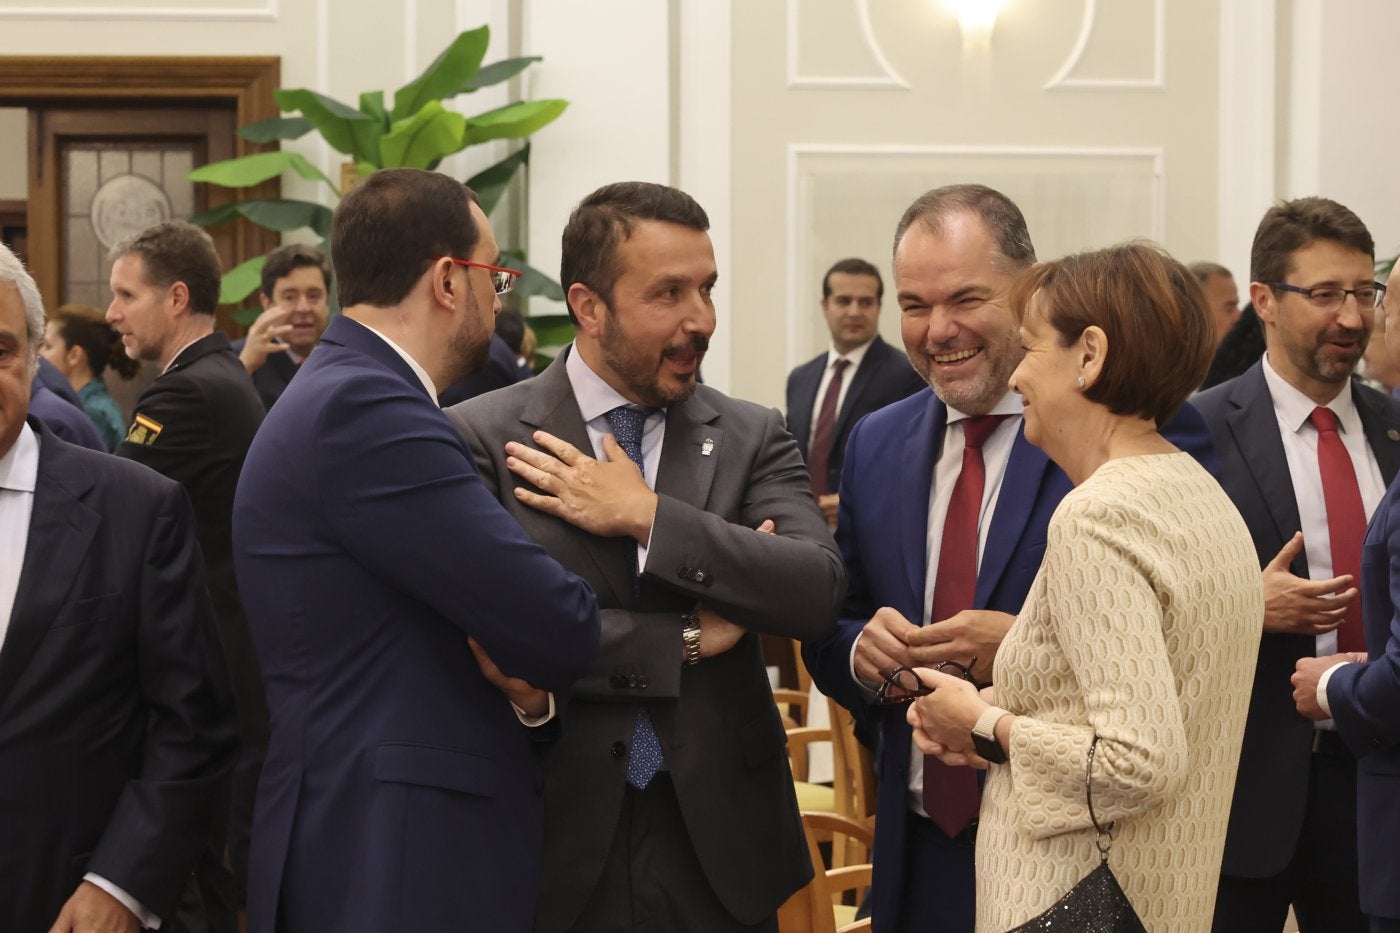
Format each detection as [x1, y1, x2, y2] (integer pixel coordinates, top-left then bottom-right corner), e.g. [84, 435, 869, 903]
[834, 904, 859, 927]
[794, 780, 836, 812]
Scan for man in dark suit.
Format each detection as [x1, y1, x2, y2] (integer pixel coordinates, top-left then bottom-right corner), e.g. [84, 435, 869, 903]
[106, 219, 267, 927]
[787, 257, 924, 528]
[803, 184, 1216, 933]
[234, 243, 332, 410]
[233, 168, 600, 933]
[1292, 260, 1400, 933]
[447, 181, 845, 933]
[1195, 197, 1400, 933]
[0, 242, 236, 932]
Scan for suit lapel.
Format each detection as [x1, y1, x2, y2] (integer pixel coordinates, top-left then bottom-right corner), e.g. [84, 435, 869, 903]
[319, 316, 435, 401]
[788, 358, 820, 457]
[901, 394, 944, 609]
[1227, 364, 1305, 572]
[975, 428, 1052, 608]
[835, 339, 883, 439]
[1353, 381, 1400, 484]
[0, 428, 100, 709]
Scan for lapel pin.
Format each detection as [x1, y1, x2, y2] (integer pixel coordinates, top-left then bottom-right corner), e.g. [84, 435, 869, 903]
[1389, 429, 1400, 442]
[701, 438, 715, 456]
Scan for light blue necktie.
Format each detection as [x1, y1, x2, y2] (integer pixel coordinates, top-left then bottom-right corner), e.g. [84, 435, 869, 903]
[605, 405, 664, 789]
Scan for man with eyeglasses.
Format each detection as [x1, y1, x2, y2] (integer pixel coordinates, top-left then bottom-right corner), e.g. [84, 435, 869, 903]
[232, 168, 601, 933]
[1195, 196, 1400, 933]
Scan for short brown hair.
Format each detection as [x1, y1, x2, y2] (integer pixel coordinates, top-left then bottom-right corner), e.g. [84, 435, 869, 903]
[109, 220, 222, 315]
[332, 169, 480, 309]
[260, 243, 332, 298]
[822, 258, 883, 301]
[893, 184, 1036, 272]
[1010, 241, 1213, 426]
[560, 182, 709, 323]
[1250, 196, 1374, 286]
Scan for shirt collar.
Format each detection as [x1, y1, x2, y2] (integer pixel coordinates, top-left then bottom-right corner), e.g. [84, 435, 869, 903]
[160, 336, 204, 375]
[565, 342, 666, 422]
[946, 391, 1024, 426]
[1261, 351, 1362, 435]
[356, 322, 439, 402]
[827, 337, 876, 370]
[0, 422, 39, 494]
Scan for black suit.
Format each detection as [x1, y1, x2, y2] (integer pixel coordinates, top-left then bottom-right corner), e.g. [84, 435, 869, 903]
[1, 420, 236, 931]
[116, 330, 266, 911]
[231, 336, 300, 410]
[1195, 362, 1400, 931]
[785, 336, 924, 493]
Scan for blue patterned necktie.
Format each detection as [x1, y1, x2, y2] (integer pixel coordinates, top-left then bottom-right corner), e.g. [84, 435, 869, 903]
[605, 405, 664, 789]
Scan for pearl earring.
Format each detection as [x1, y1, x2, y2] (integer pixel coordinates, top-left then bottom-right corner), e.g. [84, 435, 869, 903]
[1077, 376, 1086, 388]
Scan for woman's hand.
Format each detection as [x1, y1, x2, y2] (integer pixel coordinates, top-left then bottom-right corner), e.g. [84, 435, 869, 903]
[906, 668, 992, 769]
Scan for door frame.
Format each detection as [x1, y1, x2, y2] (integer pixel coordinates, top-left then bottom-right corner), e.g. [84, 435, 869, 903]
[0, 56, 280, 316]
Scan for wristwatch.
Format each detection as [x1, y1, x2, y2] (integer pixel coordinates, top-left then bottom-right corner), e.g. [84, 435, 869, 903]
[971, 705, 1011, 764]
[681, 612, 701, 666]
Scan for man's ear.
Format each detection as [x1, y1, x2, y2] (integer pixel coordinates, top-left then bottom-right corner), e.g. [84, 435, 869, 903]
[569, 283, 605, 339]
[168, 281, 190, 316]
[1250, 281, 1276, 324]
[429, 257, 458, 312]
[259, 291, 274, 312]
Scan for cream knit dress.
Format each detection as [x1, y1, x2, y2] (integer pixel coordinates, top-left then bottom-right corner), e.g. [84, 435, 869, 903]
[975, 452, 1261, 932]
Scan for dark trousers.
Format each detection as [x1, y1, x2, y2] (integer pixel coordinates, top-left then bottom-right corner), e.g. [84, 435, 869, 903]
[1213, 737, 1365, 933]
[569, 774, 778, 933]
[889, 812, 975, 933]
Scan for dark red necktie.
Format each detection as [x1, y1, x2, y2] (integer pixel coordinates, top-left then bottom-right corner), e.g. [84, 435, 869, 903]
[807, 358, 850, 496]
[923, 414, 1008, 838]
[1310, 407, 1367, 653]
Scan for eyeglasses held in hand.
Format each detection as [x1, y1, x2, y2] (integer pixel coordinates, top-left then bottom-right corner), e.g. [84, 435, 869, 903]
[1267, 280, 1386, 312]
[438, 256, 523, 295]
[874, 659, 979, 706]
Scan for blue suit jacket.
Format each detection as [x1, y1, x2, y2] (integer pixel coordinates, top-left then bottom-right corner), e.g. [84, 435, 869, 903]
[1194, 363, 1400, 878]
[803, 388, 1216, 927]
[233, 316, 600, 933]
[1326, 473, 1400, 921]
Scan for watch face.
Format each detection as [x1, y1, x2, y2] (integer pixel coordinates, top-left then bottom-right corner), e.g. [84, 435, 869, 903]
[972, 730, 1008, 764]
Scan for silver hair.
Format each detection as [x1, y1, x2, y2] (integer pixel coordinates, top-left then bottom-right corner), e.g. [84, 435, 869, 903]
[0, 242, 45, 375]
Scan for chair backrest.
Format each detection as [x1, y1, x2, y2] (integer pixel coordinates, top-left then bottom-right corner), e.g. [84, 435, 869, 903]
[777, 811, 875, 933]
[827, 696, 876, 822]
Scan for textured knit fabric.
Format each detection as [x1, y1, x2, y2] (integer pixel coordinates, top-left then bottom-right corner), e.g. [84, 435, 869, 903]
[976, 452, 1261, 932]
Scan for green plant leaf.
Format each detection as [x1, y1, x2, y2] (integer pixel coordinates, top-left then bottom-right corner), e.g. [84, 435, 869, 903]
[189, 150, 337, 191]
[503, 250, 565, 302]
[238, 116, 314, 143]
[188, 199, 331, 237]
[275, 88, 377, 160]
[463, 99, 568, 146]
[380, 102, 468, 169]
[392, 26, 490, 120]
[220, 255, 266, 305]
[525, 311, 576, 348]
[465, 145, 529, 215]
[463, 56, 541, 92]
[231, 305, 263, 327]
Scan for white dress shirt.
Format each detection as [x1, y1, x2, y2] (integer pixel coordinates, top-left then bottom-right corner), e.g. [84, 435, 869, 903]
[807, 338, 875, 447]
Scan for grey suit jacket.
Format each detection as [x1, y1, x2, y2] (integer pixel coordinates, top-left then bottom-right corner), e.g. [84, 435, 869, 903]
[447, 349, 845, 931]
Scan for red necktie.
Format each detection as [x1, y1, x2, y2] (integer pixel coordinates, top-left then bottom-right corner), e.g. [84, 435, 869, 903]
[1310, 407, 1367, 653]
[923, 414, 1008, 838]
[808, 358, 851, 496]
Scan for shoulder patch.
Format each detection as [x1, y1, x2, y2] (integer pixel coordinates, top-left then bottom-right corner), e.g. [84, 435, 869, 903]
[125, 413, 164, 446]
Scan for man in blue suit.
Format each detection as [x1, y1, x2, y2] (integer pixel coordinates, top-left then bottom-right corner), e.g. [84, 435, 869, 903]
[233, 168, 601, 933]
[803, 184, 1215, 933]
[1292, 260, 1400, 933]
[786, 257, 924, 528]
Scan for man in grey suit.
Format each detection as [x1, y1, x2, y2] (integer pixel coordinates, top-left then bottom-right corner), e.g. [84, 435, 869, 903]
[447, 181, 845, 933]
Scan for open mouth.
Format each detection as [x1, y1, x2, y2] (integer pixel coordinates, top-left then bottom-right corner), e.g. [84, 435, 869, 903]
[932, 347, 982, 366]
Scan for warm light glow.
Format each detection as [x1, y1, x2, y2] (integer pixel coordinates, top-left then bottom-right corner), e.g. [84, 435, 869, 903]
[949, 0, 1002, 46]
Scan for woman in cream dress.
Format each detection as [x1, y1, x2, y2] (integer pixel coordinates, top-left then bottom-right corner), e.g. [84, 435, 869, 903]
[907, 242, 1262, 932]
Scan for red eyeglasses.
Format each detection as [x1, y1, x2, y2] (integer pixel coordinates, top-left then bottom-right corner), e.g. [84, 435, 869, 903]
[437, 256, 523, 295]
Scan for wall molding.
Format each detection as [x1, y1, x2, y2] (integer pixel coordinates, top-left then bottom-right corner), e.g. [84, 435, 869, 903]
[0, 1, 277, 21]
[785, 0, 908, 91]
[1045, 0, 1165, 91]
[785, 143, 1165, 372]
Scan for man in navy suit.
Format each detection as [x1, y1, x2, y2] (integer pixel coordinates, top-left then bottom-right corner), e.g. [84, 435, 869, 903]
[234, 243, 332, 410]
[803, 184, 1215, 933]
[1195, 198, 1400, 933]
[0, 242, 236, 932]
[233, 168, 601, 933]
[787, 257, 924, 528]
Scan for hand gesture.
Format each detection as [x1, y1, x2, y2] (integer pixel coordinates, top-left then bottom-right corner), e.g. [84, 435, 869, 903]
[1262, 532, 1355, 635]
[506, 431, 658, 542]
[238, 305, 293, 374]
[906, 669, 992, 769]
[469, 637, 549, 719]
[1291, 651, 1366, 720]
[852, 607, 919, 687]
[46, 881, 139, 933]
[905, 609, 1014, 682]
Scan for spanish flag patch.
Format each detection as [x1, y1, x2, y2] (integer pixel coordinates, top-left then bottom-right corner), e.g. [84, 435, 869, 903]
[125, 413, 164, 446]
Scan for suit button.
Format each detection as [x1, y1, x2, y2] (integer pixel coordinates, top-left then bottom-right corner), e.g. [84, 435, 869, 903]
[611, 741, 627, 759]
[637, 675, 648, 689]
[692, 571, 705, 582]
[677, 565, 691, 579]
[627, 674, 641, 688]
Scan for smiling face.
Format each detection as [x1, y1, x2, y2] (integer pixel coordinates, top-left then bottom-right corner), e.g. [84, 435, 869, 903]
[1255, 238, 1375, 404]
[821, 272, 881, 354]
[582, 219, 717, 408]
[262, 264, 330, 355]
[0, 283, 32, 456]
[1008, 294, 1085, 452]
[895, 214, 1023, 415]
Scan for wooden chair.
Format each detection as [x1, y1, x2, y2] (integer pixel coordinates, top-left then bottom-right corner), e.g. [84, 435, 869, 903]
[777, 811, 875, 933]
[824, 696, 876, 864]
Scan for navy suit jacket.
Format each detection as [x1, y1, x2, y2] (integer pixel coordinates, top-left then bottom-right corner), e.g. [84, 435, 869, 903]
[233, 316, 601, 933]
[802, 389, 1216, 926]
[1194, 362, 1400, 878]
[1329, 472, 1400, 920]
[231, 336, 300, 411]
[786, 336, 925, 493]
[1, 420, 236, 931]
